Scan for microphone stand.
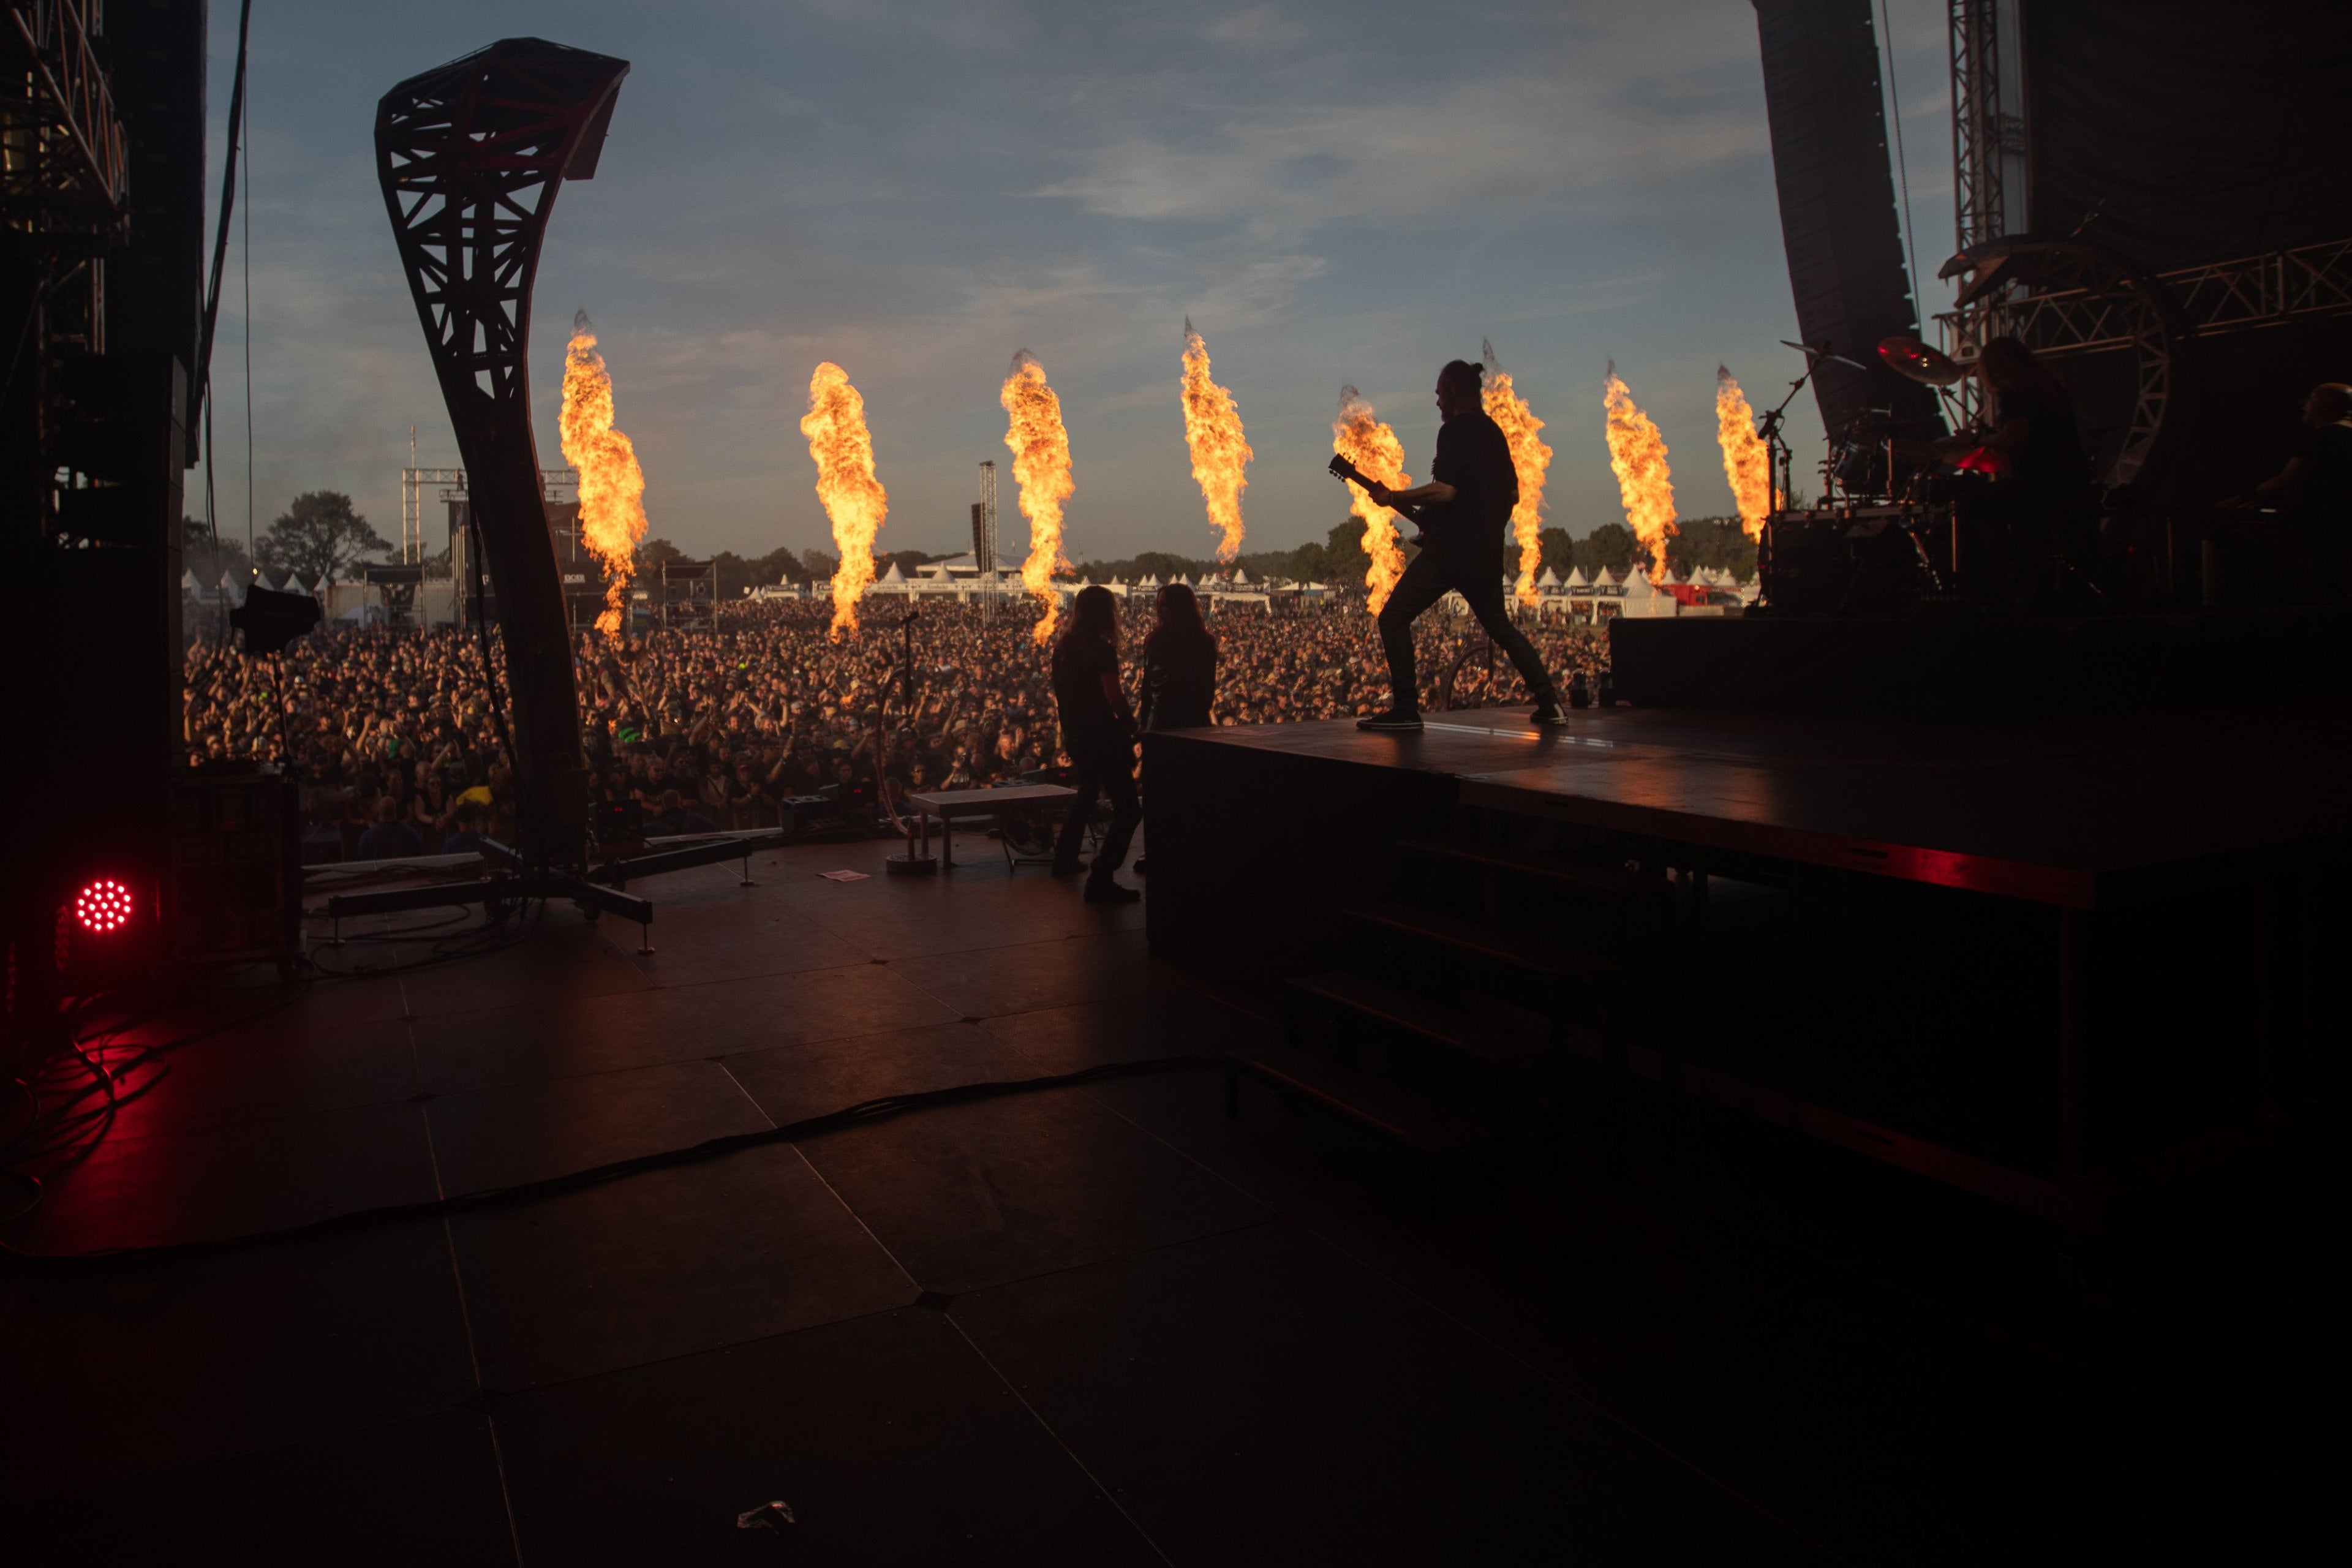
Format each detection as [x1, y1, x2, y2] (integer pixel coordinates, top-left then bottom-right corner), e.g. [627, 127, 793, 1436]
[1757, 350, 1820, 517]
[1754, 344, 1825, 616]
[885, 597, 937, 875]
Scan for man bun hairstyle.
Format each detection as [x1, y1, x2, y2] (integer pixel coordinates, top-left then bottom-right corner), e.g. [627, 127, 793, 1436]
[1438, 359, 1484, 393]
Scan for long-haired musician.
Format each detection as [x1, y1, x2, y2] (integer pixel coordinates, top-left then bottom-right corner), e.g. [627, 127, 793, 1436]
[1137, 581, 1216, 733]
[1940, 336, 2092, 499]
[1928, 336, 2094, 589]
[1049, 584, 1142, 903]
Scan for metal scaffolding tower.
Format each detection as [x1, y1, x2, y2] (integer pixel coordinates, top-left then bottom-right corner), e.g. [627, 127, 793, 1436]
[1948, 0, 2027, 254]
[4, 0, 129, 537]
[402, 463, 578, 567]
[972, 459, 998, 619]
[1942, 0, 2033, 427]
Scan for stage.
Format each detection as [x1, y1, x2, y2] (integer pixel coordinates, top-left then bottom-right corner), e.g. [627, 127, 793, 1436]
[1145, 701, 2347, 1224]
[0, 784, 2335, 1562]
[1609, 608, 2352, 717]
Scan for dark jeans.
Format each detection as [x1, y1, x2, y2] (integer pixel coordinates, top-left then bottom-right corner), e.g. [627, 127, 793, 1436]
[1054, 743, 1141, 884]
[1376, 546, 1555, 712]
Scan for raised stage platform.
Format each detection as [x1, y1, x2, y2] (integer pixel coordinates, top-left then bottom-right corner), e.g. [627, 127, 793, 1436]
[1610, 608, 2351, 717]
[1145, 703, 2347, 1224]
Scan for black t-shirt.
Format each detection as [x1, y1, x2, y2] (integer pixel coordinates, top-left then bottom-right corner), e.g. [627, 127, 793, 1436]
[1994, 390, 2091, 495]
[1428, 409, 1518, 552]
[2291, 420, 2352, 529]
[1051, 634, 1123, 746]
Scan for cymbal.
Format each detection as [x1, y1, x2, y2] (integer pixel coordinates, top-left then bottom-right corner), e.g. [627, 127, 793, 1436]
[1779, 338, 1868, 371]
[1877, 335, 1964, 385]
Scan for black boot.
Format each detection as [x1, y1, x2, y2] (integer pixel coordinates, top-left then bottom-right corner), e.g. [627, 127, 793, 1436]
[1355, 707, 1423, 733]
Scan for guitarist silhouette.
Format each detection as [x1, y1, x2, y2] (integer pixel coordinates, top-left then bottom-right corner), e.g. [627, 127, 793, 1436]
[1333, 360, 1567, 731]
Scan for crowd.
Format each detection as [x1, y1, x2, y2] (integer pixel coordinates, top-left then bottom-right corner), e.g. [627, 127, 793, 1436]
[181, 598, 1609, 856]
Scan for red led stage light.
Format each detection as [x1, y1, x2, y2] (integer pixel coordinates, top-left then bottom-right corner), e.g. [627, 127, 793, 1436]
[75, 879, 135, 935]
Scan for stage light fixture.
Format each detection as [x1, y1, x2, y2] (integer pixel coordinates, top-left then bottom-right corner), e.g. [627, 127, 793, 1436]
[75, 878, 135, 935]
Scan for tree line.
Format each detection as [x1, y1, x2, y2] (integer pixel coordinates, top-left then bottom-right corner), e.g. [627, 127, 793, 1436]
[188, 489, 1756, 598]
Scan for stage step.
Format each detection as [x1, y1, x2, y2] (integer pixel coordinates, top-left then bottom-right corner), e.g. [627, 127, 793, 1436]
[1286, 970, 1580, 1072]
[1397, 839, 1648, 901]
[1343, 902, 1612, 982]
[1223, 1042, 1492, 1159]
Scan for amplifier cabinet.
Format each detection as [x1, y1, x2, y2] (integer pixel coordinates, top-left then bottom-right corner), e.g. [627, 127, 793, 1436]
[170, 766, 302, 964]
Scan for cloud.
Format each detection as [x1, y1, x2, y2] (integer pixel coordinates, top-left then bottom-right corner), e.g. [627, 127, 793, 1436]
[1031, 78, 1762, 235]
[1208, 6, 1305, 44]
[197, 0, 1854, 559]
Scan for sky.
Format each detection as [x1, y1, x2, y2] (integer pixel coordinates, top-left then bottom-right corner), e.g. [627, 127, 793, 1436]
[194, 0, 1960, 567]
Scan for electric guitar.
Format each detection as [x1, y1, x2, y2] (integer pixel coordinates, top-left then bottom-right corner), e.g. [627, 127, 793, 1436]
[1327, 454, 1432, 540]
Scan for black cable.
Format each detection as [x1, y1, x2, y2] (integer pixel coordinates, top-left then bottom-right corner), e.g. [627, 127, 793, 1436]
[203, 378, 218, 548]
[1878, 0, 1923, 315]
[302, 906, 475, 939]
[241, 61, 255, 557]
[2, 1055, 1222, 1268]
[300, 898, 545, 981]
[31, 1028, 124, 1178]
[193, 0, 254, 441]
[0, 979, 333, 1230]
[0, 1017, 132, 1213]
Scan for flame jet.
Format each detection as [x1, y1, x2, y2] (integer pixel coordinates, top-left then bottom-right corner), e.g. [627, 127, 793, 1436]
[1332, 386, 1411, 614]
[1000, 351, 1075, 644]
[1603, 362, 1678, 581]
[1179, 320, 1253, 562]
[1715, 367, 1772, 540]
[799, 363, 890, 639]
[558, 313, 651, 639]
[1480, 340, 1553, 606]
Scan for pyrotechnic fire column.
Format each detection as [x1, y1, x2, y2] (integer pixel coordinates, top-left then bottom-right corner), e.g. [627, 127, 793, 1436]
[374, 39, 630, 867]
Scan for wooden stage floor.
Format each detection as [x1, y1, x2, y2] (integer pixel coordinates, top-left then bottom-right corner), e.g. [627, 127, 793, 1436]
[2, 796, 2338, 1561]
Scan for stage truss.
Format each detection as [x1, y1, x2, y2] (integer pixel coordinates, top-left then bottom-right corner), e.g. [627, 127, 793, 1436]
[375, 37, 627, 864]
[1935, 236, 2352, 484]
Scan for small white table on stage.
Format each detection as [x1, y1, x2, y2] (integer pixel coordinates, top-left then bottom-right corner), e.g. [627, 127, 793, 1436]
[904, 784, 1077, 870]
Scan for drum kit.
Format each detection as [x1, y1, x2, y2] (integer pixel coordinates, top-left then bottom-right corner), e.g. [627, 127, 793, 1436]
[1755, 335, 1998, 616]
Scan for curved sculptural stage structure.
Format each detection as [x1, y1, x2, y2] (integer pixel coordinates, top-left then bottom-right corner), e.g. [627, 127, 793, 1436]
[375, 39, 630, 868]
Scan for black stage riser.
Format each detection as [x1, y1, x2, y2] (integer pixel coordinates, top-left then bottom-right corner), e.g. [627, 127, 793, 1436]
[1145, 707, 2345, 1224]
[1144, 734, 1457, 986]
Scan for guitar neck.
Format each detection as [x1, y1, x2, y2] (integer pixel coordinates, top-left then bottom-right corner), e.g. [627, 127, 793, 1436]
[1330, 458, 1425, 526]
